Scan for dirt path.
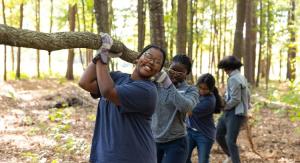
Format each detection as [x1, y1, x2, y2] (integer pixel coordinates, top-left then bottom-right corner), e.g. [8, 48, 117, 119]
[0, 79, 299, 163]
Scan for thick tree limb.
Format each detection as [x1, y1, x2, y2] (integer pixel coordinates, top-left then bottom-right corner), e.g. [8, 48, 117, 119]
[0, 24, 138, 63]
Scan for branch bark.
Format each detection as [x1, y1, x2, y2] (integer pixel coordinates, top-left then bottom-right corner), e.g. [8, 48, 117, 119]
[0, 24, 138, 63]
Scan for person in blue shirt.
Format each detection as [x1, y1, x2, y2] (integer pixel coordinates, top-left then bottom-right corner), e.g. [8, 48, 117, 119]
[216, 55, 250, 163]
[79, 33, 167, 163]
[186, 73, 223, 163]
[151, 54, 199, 163]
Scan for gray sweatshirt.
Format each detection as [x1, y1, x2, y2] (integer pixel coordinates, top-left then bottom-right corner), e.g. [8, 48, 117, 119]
[151, 81, 199, 143]
[224, 70, 251, 116]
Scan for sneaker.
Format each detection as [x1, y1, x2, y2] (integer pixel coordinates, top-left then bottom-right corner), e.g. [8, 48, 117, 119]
[223, 157, 232, 163]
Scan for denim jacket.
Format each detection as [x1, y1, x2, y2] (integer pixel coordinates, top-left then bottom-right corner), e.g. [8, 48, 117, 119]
[224, 70, 250, 116]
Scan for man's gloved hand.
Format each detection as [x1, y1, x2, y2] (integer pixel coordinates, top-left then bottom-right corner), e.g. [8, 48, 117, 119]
[153, 70, 172, 88]
[92, 33, 113, 64]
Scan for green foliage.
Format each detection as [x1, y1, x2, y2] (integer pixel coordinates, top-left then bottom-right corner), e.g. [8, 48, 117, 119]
[21, 152, 39, 163]
[7, 71, 30, 80]
[267, 81, 300, 122]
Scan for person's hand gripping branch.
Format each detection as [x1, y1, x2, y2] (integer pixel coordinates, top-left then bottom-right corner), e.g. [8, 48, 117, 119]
[92, 33, 122, 64]
[153, 69, 172, 88]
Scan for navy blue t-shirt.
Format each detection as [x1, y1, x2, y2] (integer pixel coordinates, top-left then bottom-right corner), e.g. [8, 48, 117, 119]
[186, 94, 216, 140]
[90, 72, 158, 163]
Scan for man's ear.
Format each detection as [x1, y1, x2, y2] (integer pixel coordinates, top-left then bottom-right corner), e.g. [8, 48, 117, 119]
[133, 59, 138, 65]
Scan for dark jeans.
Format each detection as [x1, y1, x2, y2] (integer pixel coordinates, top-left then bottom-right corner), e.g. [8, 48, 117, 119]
[216, 109, 245, 163]
[186, 128, 214, 163]
[156, 136, 188, 163]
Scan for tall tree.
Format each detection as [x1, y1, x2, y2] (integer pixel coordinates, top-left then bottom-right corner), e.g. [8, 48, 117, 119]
[176, 0, 187, 54]
[65, 4, 77, 80]
[2, 0, 7, 81]
[245, 0, 257, 85]
[16, 3, 24, 79]
[148, 0, 166, 49]
[94, 0, 109, 33]
[35, 0, 40, 78]
[286, 0, 296, 81]
[233, 0, 246, 59]
[137, 0, 146, 52]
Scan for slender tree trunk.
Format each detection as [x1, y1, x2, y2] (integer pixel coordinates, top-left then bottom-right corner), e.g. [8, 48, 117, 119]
[176, 0, 187, 54]
[169, 0, 176, 58]
[217, 0, 223, 83]
[233, 0, 246, 59]
[2, 0, 7, 81]
[209, 12, 213, 73]
[11, 47, 14, 71]
[211, 1, 217, 74]
[245, 0, 257, 85]
[187, 0, 195, 58]
[66, 4, 77, 80]
[35, 0, 40, 78]
[279, 49, 282, 82]
[9, 8, 14, 71]
[187, 0, 195, 82]
[137, 0, 146, 52]
[148, 0, 166, 49]
[221, 0, 228, 84]
[86, 8, 95, 66]
[48, 0, 53, 75]
[266, 0, 272, 89]
[256, 0, 263, 87]
[16, 3, 24, 79]
[287, 0, 296, 81]
[76, 6, 85, 70]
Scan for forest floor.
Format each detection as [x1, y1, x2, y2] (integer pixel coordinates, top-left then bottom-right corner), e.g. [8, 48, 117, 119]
[0, 79, 299, 163]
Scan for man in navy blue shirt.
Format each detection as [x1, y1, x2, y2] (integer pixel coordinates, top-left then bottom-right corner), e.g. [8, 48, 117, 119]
[79, 34, 167, 163]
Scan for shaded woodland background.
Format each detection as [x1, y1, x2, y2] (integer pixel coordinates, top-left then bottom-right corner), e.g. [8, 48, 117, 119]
[0, 0, 300, 162]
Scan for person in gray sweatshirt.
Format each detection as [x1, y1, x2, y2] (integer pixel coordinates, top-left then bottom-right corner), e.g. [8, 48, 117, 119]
[151, 54, 199, 163]
[216, 55, 251, 163]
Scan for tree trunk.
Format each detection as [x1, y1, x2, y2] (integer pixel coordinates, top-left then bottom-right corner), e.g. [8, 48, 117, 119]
[36, 0, 41, 78]
[266, 0, 272, 89]
[0, 24, 139, 64]
[256, 0, 263, 87]
[148, 0, 166, 49]
[187, 0, 195, 58]
[222, 0, 228, 84]
[169, 0, 176, 58]
[233, 0, 246, 59]
[2, 0, 7, 81]
[286, 0, 296, 81]
[66, 4, 77, 80]
[108, 0, 113, 33]
[217, 0, 223, 83]
[48, 0, 54, 75]
[94, 0, 109, 33]
[245, 0, 257, 85]
[16, 3, 24, 79]
[176, 0, 187, 54]
[137, 0, 146, 52]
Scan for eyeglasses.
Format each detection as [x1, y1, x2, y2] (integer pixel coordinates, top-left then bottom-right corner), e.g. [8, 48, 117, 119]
[142, 52, 163, 66]
[168, 68, 186, 76]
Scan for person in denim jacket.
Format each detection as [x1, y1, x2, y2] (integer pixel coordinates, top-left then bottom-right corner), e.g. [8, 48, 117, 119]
[216, 55, 251, 163]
